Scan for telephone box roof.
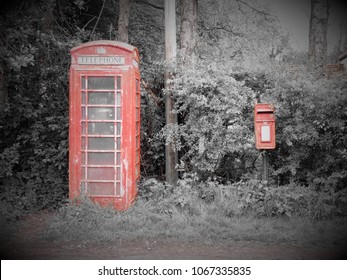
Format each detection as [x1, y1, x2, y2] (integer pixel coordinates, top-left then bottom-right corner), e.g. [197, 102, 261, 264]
[71, 40, 137, 54]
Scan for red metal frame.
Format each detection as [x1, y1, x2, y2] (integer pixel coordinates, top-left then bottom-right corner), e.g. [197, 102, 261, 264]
[69, 41, 140, 210]
[254, 103, 276, 150]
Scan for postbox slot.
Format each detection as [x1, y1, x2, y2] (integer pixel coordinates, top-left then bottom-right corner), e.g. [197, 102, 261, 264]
[255, 109, 273, 113]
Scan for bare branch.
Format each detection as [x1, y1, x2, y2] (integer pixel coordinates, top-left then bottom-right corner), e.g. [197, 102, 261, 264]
[199, 21, 244, 37]
[235, 0, 274, 19]
[135, 0, 164, 10]
[90, 0, 106, 38]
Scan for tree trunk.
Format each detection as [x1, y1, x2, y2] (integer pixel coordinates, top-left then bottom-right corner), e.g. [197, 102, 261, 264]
[180, 0, 198, 66]
[0, 58, 9, 105]
[118, 0, 130, 43]
[308, 0, 329, 72]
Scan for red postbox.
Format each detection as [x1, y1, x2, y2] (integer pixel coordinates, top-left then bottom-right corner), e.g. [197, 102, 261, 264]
[254, 103, 276, 150]
[69, 40, 140, 210]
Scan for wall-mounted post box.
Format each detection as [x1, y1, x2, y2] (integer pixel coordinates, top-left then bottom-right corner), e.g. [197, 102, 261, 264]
[254, 103, 276, 150]
[69, 41, 140, 210]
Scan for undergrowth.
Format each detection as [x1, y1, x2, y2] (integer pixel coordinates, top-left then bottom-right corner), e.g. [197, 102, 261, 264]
[45, 177, 347, 246]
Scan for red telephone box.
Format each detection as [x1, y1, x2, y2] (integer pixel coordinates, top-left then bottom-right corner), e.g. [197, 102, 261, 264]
[254, 103, 276, 150]
[69, 40, 140, 210]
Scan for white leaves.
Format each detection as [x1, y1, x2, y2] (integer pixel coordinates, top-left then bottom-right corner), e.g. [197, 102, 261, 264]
[9, 54, 35, 71]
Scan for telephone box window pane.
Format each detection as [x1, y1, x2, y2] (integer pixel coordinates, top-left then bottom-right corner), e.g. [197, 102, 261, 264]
[88, 108, 115, 120]
[116, 167, 121, 180]
[82, 167, 85, 179]
[81, 137, 86, 150]
[88, 77, 115, 89]
[116, 137, 121, 150]
[116, 92, 121, 106]
[81, 107, 86, 119]
[82, 152, 86, 165]
[116, 123, 121, 135]
[81, 122, 86, 135]
[116, 107, 121, 120]
[87, 167, 114, 180]
[81, 77, 86, 89]
[88, 122, 114, 135]
[88, 92, 114, 105]
[116, 182, 121, 195]
[81, 92, 86, 104]
[261, 125, 271, 142]
[116, 152, 121, 165]
[88, 152, 114, 165]
[116, 76, 121, 90]
[88, 138, 114, 150]
[88, 182, 115, 196]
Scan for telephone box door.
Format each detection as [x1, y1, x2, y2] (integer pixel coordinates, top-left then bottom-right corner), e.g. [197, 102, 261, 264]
[80, 74, 124, 197]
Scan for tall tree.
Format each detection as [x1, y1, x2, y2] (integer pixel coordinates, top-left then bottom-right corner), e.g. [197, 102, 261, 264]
[180, 0, 198, 66]
[118, 0, 131, 42]
[308, 0, 329, 71]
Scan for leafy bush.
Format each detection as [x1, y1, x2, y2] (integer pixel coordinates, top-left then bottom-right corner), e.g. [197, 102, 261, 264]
[222, 180, 341, 219]
[162, 65, 259, 181]
[161, 62, 347, 194]
[139, 176, 343, 220]
[0, 4, 78, 218]
[265, 67, 347, 190]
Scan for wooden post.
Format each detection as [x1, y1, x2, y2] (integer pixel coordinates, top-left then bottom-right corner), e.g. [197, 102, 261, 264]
[165, 0, 178, 185]
[262, 150, 269, 184]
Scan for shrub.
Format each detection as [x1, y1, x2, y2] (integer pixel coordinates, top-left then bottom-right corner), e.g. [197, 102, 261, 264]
[139, 176, 342, 220]
[265, 67, 347, 190]
[161, 63, 347, 192]
[162, 64, 259, 181]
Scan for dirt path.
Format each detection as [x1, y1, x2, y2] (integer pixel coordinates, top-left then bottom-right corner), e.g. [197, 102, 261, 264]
[1, 212, 346, 260]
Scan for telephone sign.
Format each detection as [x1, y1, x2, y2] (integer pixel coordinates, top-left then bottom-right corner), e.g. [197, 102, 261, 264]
[69, 41, 140, 210]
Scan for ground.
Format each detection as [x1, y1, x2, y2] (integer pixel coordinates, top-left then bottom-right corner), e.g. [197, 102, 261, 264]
[1, 212, 346, 260]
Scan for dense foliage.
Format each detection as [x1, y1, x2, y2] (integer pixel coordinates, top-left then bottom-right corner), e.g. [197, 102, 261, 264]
[0, 0, 79, 218]
[166, 64, 347, 191]
[140, 176, 346, 220]
[165, 65, 257, 181]
[269, 68, 347, 190]
[0, 0, 346, 220]
[0, 0, 167, 219]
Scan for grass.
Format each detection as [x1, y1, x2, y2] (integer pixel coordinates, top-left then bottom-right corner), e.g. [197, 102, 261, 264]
[44, 195, 347, 247]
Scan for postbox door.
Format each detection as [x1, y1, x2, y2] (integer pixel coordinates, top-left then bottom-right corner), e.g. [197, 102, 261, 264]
[80, 74, 123, 197]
